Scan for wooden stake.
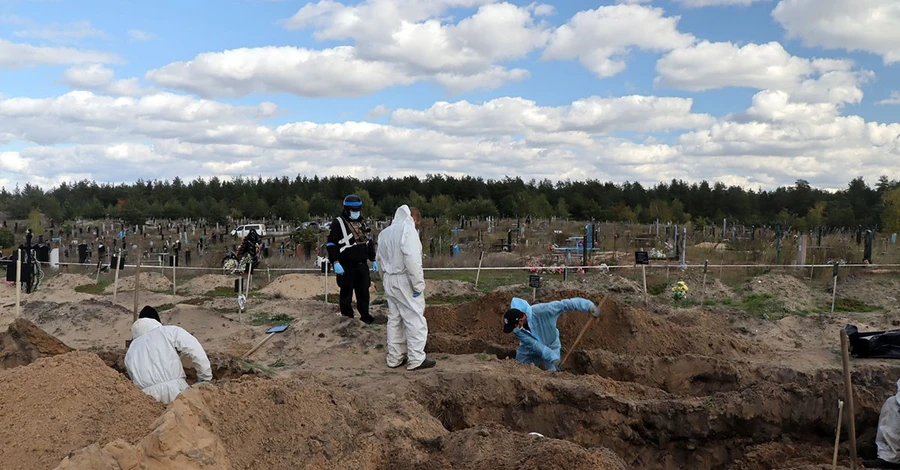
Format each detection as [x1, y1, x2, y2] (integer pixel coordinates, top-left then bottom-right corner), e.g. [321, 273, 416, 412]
[561, 294, 609, 367]
[15, 249, 22, 317]
[475, 251, 485, 288]
[833, 399, 844, 470]
[641, 264, 648, 311]
[831, 275, 838, 314]
[132, 252, 142, 322]
[171, 255, 177, 297]
[112, 249, 122, 302]
[839, 329, 858, 469]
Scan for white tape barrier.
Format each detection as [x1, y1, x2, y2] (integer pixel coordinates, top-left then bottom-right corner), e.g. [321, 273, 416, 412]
[2, 260, 895, 273]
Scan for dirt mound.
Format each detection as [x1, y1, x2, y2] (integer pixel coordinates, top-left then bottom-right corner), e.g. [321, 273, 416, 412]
[668, 270, 735, 301]
[746, 273, 818, 312]
[58, 376, 627, 470]
[259, 273, 325, 299]
[410, 364, 891, 470]
[0, 351, 165, 470]
[426, 290, 761, 359]
[0, 318, 74, 369]
[427, 279, 479, 297]
[432, 426, 628, 470]
[41, 273, 95, 290]
[179, 273, 234, 295]
[101, 271, 171, 293]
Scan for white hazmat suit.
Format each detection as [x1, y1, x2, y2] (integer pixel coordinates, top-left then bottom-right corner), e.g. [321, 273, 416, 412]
[877, 379, 900, 464]
[125, 318, 213, 404]
[376, 205, 428, 370]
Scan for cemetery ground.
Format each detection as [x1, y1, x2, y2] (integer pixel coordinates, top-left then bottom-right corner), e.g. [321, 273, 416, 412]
[3, 218, 900, 469]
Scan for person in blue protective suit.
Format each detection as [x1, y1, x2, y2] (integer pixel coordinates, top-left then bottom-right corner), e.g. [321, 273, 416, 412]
[502, 297, 600, 371]
[327, 194, 378, 324]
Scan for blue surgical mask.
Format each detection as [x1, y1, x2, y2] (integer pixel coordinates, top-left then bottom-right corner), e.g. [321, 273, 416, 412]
[350, 211, 361, 220]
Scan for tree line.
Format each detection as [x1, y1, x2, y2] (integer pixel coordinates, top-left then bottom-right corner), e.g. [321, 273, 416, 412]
[1, 174, 899, 232]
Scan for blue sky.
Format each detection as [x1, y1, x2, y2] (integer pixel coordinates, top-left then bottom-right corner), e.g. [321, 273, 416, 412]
[0, 0, 898, 191]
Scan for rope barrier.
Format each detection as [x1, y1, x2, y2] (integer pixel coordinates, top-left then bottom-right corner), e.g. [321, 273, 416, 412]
[3, 260, 897, 273]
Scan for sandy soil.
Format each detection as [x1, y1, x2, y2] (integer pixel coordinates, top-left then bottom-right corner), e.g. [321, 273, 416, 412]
[0, 352, 165, 470]
[745, 273, 826, 312]
[259, 273, 329, 299]
[1, 268, 899, 469]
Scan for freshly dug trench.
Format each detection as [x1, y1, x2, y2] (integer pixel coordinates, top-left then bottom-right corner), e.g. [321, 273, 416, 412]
[409, 364, 893, 470]
[94, 346, 261, 381]
[425, 291, 762, 359]
[0, 318, 74, 369]
[58, 375, 627, 470]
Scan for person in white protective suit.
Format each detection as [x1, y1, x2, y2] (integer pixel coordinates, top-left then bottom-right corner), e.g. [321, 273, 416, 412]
[124, 306, 213, 404]
[869, 380, 900, 468]
[375, 205, 436, 371]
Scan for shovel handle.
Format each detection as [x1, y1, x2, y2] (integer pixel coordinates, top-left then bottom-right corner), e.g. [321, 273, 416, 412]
[561, 294, 610, 367]
[243, 333, 275, 359]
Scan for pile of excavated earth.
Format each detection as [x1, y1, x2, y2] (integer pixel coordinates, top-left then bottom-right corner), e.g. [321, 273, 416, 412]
[3, 269, 900, 469]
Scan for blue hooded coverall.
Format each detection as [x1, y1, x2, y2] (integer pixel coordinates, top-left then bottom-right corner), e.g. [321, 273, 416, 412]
[510, 297, 596, 372]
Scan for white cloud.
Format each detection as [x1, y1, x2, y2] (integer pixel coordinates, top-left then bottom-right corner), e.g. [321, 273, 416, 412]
[0, 37, 118, 69]
[63, 64, 115, 88]
[146, 46, 415, 98]
[262, 0, 548, 95]
[8, 18, 108, 42]
[391, 95, 714, 135]
[543, 4, 694, 78]
[655, 41, 871, 105]
[128, 29, 154, 41]
[878, 92, 900, 106]
[675, 0, 770, 7]
[0, 91, 277, 146]
[772, 0, 900, 64]
[2, 82, 900, 192]
[365, 105, 392, 119]
[62, 64, 153, 96]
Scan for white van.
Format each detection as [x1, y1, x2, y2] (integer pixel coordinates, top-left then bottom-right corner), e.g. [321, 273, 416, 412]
[231, 224, 266, 238]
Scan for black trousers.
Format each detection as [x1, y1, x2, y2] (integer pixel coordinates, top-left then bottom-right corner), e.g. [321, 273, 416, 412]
[336, 262, 371, 320]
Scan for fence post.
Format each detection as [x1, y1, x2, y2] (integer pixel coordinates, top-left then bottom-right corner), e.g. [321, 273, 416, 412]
[113, 249, 122, 301]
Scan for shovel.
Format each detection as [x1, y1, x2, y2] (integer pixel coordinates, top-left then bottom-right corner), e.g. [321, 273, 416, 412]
[561, 294, 610, 368]
[243, 325, 289, 359]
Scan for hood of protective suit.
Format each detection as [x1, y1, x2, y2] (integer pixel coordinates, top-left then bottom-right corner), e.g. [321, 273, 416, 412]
[131, 318, 162, 339]
[895, 379, 900, 406]
[510, 298, 534, 322]
[392, 205, 413, 227]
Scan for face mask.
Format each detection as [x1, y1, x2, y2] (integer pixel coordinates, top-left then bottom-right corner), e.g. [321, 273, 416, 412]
[349, 211, 361, 220]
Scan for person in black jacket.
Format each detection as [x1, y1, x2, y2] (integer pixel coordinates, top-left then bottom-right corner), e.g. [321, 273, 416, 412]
[327, 194, 378, 324]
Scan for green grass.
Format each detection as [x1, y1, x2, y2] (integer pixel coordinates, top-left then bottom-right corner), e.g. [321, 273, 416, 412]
[233, 358, 277, 377]
[74, 279, 112, 295]
[204, 286, 238, 297]
[181, 297, 207, 306]
[155, 303, 176, 312]
[248, 311, 294, 326]
[739, 293, 801, 319]
[831, 298, 881, 313]
[647, 283, 667, 296]
[672, 297, 702, 308]
[426, 269, 531, 293]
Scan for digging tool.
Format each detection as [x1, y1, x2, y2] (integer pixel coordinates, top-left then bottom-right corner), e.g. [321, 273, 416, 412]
[15, 249, 21, 317]
[840, 328, 858, 469]
[132, 252, 143, 322]
[700, 260, 708, 306]
[561, 294, 610, 367]
[243, 325, 289, 359]
[833, 399, 844, 470]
